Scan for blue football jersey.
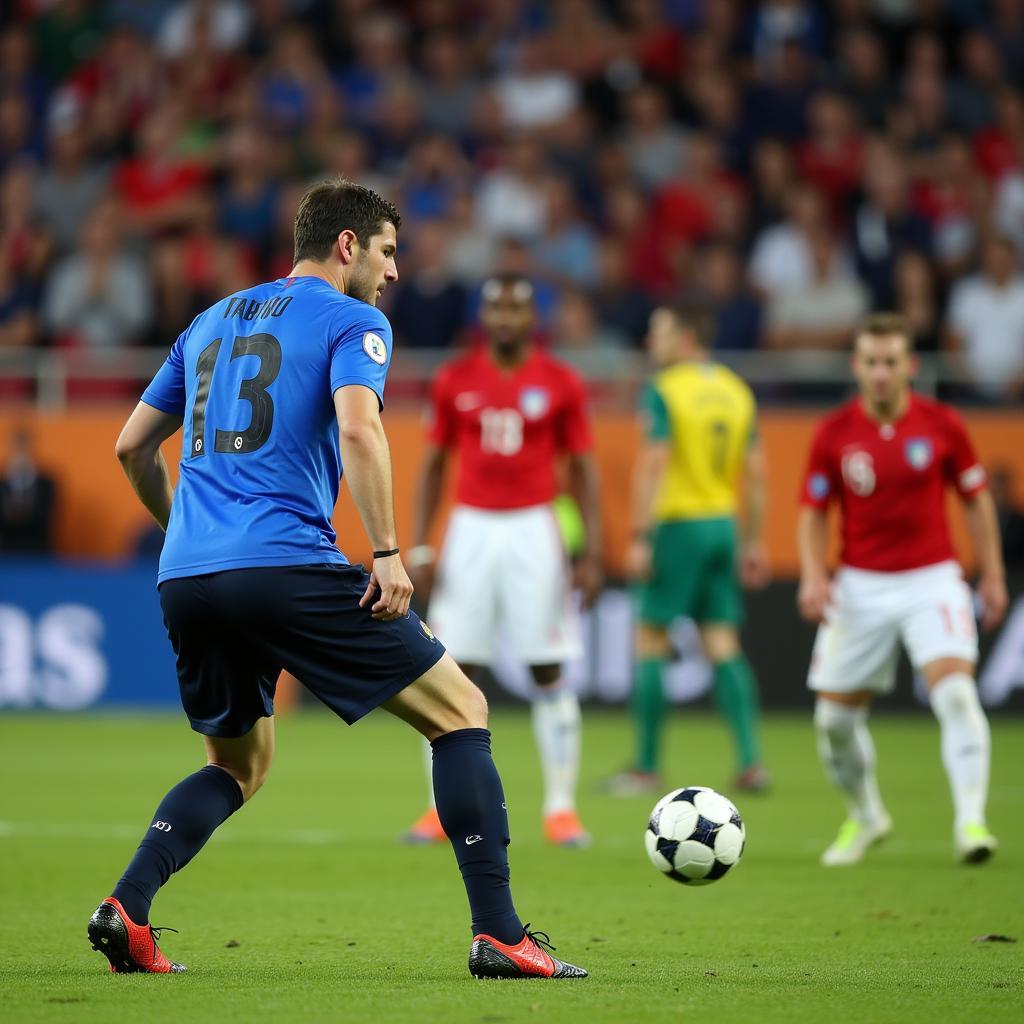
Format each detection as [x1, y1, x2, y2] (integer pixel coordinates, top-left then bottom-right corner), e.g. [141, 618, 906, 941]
[141, 276, 393, 584]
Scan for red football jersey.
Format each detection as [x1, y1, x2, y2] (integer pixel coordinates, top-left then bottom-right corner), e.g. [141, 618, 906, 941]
[800, 393, 987, 571]
[428, 346, 592, 510]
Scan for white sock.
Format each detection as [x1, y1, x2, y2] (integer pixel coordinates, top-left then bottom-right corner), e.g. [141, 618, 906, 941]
[929, 673, 990, 831]
[814, 699, 887, 825]
[422, 736, 436, 810]
[531, 685, 581, 815]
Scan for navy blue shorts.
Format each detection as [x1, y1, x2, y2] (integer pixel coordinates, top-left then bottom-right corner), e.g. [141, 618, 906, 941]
[159, 564, 445, 738]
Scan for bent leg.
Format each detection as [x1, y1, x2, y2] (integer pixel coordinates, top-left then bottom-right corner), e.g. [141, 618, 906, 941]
[109, 719, 268, 924]
[385, 655, 523, 944]
[923, 657, 991, 831]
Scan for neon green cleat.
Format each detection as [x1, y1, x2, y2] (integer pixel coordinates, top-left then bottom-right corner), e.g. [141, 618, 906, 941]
[955, 823, 998, 864]
[820, 814, 892, 866]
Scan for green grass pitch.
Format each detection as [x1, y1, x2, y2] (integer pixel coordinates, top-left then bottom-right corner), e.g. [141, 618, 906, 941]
[1, 708, 1021, 1023]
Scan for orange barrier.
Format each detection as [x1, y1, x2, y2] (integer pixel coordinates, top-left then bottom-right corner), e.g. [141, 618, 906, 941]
[2, 406, 1022, 576]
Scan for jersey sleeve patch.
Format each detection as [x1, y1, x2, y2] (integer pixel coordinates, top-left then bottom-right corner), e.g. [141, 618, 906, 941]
[807, 472, 830, 500]
[642, 382, 671, 441]
[362, 331, 387, 365]
[958, 464, 987, 492]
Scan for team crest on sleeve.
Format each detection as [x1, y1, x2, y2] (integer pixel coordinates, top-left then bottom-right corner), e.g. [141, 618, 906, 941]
[904, 437, 933, 470]
[808, 473, 830, 500]
[519, 387, 549, 420]
[419, 620, 437, 643]
[841, 449, 876, 496]
[363, 331, 387, 365]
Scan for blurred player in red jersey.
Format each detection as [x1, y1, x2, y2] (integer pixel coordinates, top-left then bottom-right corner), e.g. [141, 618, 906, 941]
[798, 313, 1008, 866]
[404, 274, 603, 847]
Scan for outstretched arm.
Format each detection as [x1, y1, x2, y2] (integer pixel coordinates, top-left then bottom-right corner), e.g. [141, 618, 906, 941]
[963, 488, 1008, 631]
[114, 401, 183, 530]
[335, 384, 412, 621]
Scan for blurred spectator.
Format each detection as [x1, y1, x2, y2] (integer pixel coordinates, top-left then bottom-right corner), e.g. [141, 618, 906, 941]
[748, 137, 795, 234]
[692, 242, 763, 351]
[417, 30, 481, 141]
[532, 175, 598, 289]
[400, 133, 469, 222]
[551, 286, 628, 374]
[833, 26, 891, 131]
[945, 233, 1024, 402]
[689, 70, 755, 176]
[893, 250, 941, 352]
[592, 239, 653, 346]
[217, 124, 280, 262]
[156, 0, 250, 60]
[0, 93, 41, 171]
[258, 23, 331, 135]
[150, 190, 248, 343]
[747, 38, 817, 143]
[749, 181, 837, 298]
[444, 190, 498, 287]
[34, 102, 112, 253]
[389, 220, 467, 350]
[1, 162, 53, 302]
[114, 101, 208, 235]
[989, 465, 1024, 568]
[0, 259, 37, 350]
[746, 1, 828, 71]
[33, 0, 106, 83]
[476, 136, 549, 240]
[42, 199, 152, 350]
[334, 13, 410, 127]
[618, 83, 687, 191]
[912, 134, 987, 281]
[851, 140, 932, 305]
[948, 31, 1003, 134]
[764, 231, 868, 350]
[0, 25, 48, 122]
[795, 91, 863, 218]
[493, 33, 579, 131]
[0, 427, 57, 555]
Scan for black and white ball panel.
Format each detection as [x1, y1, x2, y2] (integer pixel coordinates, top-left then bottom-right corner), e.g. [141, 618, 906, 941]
[645, 786, 745, 885]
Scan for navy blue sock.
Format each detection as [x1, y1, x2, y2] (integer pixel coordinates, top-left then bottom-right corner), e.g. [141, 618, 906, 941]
[112, 765, 244, 924]
[431, 728, 524, 945]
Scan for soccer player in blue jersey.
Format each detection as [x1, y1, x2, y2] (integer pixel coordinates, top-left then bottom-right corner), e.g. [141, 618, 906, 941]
[87, 178, 586, 981]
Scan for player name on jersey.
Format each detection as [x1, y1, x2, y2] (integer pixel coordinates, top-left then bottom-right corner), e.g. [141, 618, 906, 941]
[222, 295, 294, 320]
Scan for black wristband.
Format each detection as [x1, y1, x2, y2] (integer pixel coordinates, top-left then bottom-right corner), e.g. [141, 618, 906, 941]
[373, 547, 400, 558]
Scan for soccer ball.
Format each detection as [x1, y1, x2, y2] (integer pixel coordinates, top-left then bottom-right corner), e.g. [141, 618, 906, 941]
[645, 786, 745, 885]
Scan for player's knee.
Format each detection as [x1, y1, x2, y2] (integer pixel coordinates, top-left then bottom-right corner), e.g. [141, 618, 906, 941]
[210, 755, 271, 802]
[457, 679, 488, 729]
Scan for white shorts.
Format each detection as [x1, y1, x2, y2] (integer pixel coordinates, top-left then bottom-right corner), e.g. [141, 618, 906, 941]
[427, 504, 581, 666]
[808, 560, 978, 694]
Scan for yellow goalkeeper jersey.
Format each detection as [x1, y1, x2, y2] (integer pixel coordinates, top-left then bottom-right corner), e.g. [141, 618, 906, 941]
[642, 361, 756, 522]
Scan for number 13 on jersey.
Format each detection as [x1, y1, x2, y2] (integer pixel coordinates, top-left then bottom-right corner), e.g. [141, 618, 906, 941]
[191, 333, 282, 457]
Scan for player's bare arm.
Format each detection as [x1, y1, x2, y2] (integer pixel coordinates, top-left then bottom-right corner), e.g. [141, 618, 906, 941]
[796, 505, 830, 623]
[334, 383, 413, 621]
[567, 450, 603, 608]
[962, 488, 1009, 631]
[627, 439, 670, 581]
[407, 440, 448, 601]
[114, 401, 183, 530]
[740, 440, 770, 590]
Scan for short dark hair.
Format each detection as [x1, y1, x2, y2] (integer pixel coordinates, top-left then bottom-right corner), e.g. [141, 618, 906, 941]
[854, 311, 915, 351]
[660, 303, 714, 348]
[292, 177, 401, 263]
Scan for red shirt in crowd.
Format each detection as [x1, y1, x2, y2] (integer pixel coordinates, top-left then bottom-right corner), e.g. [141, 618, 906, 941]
[428, 345, 592, 510]
[800, 393, 987, 572]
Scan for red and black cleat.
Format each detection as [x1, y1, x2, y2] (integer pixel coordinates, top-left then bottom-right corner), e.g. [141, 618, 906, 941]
[87, 897, 186, 974]
[469, 925, 588, 979]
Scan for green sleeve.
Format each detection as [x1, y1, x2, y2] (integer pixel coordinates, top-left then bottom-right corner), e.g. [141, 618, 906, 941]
[642, 381, 671, 441]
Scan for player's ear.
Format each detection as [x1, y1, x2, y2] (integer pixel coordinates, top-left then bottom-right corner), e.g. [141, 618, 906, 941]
[337, 229, 359, 265]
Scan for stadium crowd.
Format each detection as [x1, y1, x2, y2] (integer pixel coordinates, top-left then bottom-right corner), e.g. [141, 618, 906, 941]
[2, 0, 1024, 401]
